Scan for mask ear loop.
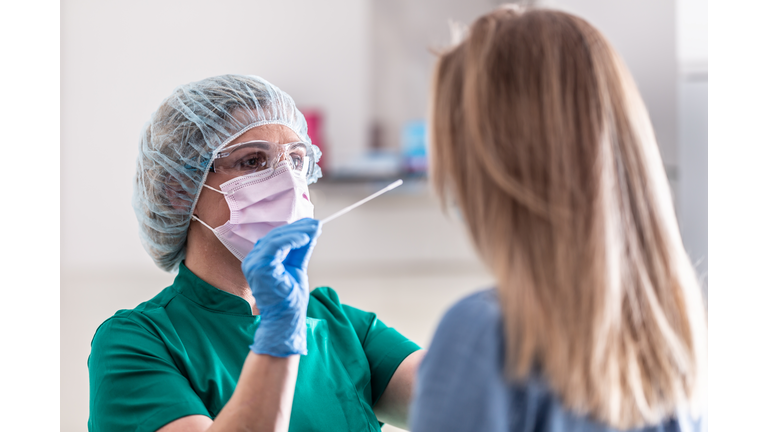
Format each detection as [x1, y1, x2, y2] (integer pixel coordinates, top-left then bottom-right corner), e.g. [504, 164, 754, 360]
[191, 214, 217, 232]
[191, 183, 231, 232]
[201, 183, 230, 195]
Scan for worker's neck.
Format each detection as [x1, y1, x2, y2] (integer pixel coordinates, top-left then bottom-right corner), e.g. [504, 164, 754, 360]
[184, 234, 259, 315]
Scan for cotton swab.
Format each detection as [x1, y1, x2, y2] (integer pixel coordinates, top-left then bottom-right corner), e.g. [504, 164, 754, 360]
[320, 179, 404, 225]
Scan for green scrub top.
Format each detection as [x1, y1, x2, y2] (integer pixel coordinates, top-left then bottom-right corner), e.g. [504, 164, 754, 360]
[88, 263, 420, 432]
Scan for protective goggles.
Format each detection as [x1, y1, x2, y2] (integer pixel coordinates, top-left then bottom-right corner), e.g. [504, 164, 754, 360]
[210, 140, 316, 179]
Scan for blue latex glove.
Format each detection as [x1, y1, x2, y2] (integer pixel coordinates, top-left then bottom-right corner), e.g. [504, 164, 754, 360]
[242, 218, 322, 357]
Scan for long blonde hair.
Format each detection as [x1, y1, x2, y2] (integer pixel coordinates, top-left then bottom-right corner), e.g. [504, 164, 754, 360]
[430, 7, 707, 429]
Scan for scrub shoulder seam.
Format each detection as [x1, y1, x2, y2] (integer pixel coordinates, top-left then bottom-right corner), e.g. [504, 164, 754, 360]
[104, 312, 164, 340]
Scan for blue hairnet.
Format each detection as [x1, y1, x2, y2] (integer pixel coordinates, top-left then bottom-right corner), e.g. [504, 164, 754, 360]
[133, 74, 322, 272]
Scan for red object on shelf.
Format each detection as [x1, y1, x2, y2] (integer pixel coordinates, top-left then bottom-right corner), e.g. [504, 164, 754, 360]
[301, 108, 325, 168]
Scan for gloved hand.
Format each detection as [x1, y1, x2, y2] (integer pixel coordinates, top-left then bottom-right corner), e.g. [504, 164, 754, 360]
[242, 218, 322, 357]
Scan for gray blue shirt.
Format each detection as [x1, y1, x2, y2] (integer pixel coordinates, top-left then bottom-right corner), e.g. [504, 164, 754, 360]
[410, 289, 706, 432]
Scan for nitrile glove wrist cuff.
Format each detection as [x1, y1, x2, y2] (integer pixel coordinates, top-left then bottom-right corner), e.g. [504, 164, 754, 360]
[249, 303, 308, 357]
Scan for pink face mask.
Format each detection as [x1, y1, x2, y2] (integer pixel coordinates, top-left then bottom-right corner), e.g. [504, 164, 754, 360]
[192, 161, 314, 261]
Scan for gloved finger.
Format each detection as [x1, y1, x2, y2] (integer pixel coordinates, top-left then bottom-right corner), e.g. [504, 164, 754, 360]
[252, 219, 320, 257]
[260, 218, 320, 240]
[244, 231, 313, 267]
[283, 224, 322, 269]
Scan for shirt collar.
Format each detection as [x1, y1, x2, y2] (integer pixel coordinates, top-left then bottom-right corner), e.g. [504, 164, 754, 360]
[172, 262, 254, 316]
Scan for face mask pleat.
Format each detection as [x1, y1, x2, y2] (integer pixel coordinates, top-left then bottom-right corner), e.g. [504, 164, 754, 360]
[193, 166, 314, 261]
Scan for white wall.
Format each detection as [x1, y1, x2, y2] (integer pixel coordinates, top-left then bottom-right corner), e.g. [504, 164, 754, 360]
[678, 79, 708, 291]
[676, 0, 708, 290]
[677, 0, 708, 68]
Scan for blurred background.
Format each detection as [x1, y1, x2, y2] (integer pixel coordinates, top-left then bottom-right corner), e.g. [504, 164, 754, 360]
[61, 0, 707, 431]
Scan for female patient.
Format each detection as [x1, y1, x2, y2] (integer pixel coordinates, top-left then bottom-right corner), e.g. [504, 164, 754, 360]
[411, 6, 707, 432]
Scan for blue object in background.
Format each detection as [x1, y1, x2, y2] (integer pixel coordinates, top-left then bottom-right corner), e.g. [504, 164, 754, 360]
[401, 120, 427, 174]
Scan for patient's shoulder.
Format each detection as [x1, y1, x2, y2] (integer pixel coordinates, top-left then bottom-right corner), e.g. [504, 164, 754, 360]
[439, 288, 501, 332]
[427, 288, 503, 366]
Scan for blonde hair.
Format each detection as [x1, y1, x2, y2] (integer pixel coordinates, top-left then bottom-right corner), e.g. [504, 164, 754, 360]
[430, 7, 707, 429]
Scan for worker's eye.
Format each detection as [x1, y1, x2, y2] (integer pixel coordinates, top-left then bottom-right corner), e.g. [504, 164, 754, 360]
[235, 151, 269, 172]
[286, 144, 308, 173]
[289, 153, 304, 171]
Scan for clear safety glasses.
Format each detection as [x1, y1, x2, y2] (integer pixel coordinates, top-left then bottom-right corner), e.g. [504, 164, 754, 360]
[210, 140, 315, 178]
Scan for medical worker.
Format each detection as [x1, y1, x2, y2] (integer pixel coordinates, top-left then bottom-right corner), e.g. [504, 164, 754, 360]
[88, 74, 423, 432]
[410, 6, 707, 432]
